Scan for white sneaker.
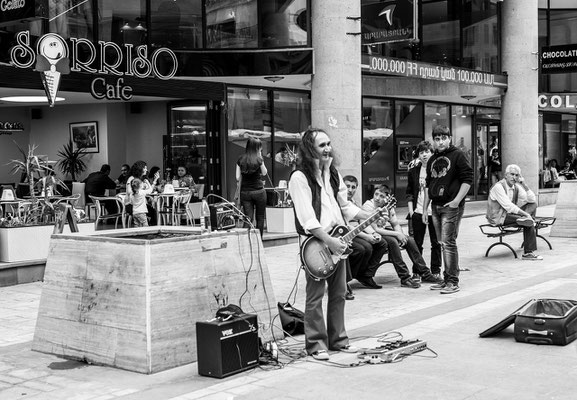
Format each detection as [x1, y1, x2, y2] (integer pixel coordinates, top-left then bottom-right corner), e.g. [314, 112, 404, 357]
[522, 252, 543, 261]
[311, 350, 330, 360]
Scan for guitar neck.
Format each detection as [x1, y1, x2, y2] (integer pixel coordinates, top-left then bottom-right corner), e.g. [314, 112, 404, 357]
[341, 199, 396, 244]
[342, 209, 382, 243]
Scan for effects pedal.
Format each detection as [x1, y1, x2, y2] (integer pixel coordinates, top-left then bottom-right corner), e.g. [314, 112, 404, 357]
[358, 339, 428, 363]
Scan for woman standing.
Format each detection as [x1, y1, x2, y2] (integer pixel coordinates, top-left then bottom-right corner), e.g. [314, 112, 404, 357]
[236, 137, 268, 236]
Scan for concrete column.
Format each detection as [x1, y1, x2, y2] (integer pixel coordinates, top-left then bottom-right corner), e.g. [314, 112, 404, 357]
[501, 0, 539, 192]
[310, 0, 362, 180]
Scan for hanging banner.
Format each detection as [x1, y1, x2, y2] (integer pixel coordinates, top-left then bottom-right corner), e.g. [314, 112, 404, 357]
[541, 44, 577, 74]
[361, 0, 417, 45]
[0, 0, 46, 27]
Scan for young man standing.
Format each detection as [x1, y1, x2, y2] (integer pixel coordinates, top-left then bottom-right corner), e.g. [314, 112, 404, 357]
[406, 140, 442, 281]
[424, 125, 474, 294]
[364, 185, 443, 289]
[289, 128, 376, 361]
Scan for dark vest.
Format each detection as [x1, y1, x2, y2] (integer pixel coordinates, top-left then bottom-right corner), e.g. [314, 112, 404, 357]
[291, 165, 340, 236]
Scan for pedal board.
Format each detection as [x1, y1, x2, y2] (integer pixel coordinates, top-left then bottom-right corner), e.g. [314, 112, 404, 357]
[359, 339, 427, 363]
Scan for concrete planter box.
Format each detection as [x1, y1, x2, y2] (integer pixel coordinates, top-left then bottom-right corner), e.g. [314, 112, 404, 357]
[265, 207, 296, 233]
[32, 226, 281, 374]
[0, 223, 95, 263]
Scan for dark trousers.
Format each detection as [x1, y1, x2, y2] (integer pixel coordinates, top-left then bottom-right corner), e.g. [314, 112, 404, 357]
[411, 212, 442, 274]
[382, 235, 434, 281]
[241, 188, 267, 236]
[503, 202, 538, 253]
[304, 259, 349, 354]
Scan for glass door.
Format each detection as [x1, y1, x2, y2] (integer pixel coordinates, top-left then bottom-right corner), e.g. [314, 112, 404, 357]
[167, 103, 209, 201]
[475, 122, 489, 198]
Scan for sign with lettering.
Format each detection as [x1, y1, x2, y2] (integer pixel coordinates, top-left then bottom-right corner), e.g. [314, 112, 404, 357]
[361, 0, 417, 45]
[541, 44, 577, 74]
[362, 54, 508, 88]
[10, 30, 178, 105]
[538, 94, 577, 109]
[0, 0, 45, 27]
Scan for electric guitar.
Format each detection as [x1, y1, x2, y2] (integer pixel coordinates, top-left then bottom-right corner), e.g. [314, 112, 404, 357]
[300, 196, 396, 280]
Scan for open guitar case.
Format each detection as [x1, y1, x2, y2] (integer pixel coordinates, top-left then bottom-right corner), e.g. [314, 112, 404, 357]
[479, 298, 577, 346]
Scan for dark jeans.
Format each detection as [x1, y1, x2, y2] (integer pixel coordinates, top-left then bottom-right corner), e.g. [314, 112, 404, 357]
[503, 202, 538, 253]
[431, 204, 465, 286]
[411, 212, 442, 274]
[241, 188, 267, 236]
[382, 235, 433, 281]
[349, 237, 388, 279]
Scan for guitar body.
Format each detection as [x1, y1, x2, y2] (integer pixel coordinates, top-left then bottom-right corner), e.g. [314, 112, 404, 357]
[300, 225, 352, 280]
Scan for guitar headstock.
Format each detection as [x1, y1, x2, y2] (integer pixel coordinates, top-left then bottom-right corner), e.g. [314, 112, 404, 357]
[384, 194, 397, 210]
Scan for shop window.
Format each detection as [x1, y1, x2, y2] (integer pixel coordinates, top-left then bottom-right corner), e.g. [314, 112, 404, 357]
[150, 0, 203, 49]
[261, 0, 308, 48]
[206, 0, 258, 48]
[548, 10, 577, 93]
[168, 104, 208, 192]
[362, 99, 394, 202]
[271, 91, 310, 187]
[98, 0, 147, 46]
[425, 103, 449, 139]
[226, 88, 271, 199]
[451, 105, 474, 195]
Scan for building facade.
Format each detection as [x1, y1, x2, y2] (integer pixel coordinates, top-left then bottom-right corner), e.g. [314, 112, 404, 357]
[0, 0, 575, 208]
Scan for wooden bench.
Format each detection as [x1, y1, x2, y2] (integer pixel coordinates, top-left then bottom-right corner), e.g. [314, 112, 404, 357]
[479, 217, 556, 258]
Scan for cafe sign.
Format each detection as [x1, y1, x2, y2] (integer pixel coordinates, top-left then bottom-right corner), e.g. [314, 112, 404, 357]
[362, 54, 508, 88]
[361, 0, 417, 45]
[541, 44, 577, 74]
[10, 30, 178, 106]
[0, 0, 45, 27]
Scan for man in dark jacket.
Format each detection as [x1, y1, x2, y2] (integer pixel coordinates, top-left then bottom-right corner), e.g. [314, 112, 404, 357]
[406, 140, 442, 280]
[423, 126, 473, 294]
[83, 164, 117, 213]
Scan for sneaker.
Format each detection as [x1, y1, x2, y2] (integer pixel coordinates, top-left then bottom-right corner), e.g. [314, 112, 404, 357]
[311, 350, 330, 360]
[334, 344, 359, 353]
[516, 217, 534, 227]
[401, 278, 421, 289]
[440, 283, 460, 294]
[411, 274, 421, 283]
[421, 274, 444, 284]
[345, 284, 355, 300]
[431, 273, 442, 280]
[430, 282, 447, 290]
[522, 252, 543, 261]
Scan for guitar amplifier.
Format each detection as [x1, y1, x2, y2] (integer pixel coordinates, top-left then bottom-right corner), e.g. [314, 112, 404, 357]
[196, 313, 259, 378]
[209, 202, 236, 230]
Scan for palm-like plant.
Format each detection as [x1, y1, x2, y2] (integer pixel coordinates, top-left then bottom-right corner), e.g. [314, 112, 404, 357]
[57, 140, 88, 182]
[9, 143, 54, 201]
[7, 142, 65, 225]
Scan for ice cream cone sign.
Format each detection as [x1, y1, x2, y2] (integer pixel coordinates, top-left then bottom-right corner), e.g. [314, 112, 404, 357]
[34, 34, 70, 107]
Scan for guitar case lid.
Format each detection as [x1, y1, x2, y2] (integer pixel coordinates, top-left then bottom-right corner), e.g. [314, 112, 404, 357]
[478, 299, 533, 338]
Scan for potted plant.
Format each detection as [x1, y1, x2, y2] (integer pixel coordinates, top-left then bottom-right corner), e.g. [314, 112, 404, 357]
[57, 140, 88, 182]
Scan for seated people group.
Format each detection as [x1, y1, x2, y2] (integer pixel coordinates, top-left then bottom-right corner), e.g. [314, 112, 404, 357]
[486, 164, 543, 261]
[362, 184, 444, 289]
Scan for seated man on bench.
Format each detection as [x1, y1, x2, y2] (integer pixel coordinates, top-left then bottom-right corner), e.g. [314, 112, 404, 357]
[486, 164, 542, 261]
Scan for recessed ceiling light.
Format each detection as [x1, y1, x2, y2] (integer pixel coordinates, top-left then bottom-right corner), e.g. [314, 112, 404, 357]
[0, 96, 65, 103]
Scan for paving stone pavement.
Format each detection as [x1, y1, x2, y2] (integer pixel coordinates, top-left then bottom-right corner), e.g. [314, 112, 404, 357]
[1, 205, 577, 400]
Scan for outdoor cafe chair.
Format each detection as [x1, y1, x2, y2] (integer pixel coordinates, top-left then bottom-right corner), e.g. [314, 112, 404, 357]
[89, 195, 124, 230]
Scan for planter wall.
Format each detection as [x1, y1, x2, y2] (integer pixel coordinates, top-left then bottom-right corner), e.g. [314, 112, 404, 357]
[32, 227, 281, 374]
[0, 223, 95, 263]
